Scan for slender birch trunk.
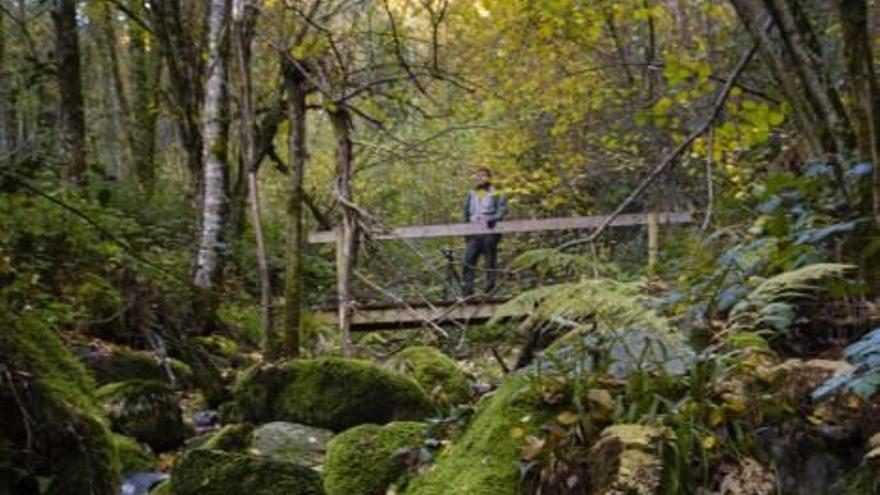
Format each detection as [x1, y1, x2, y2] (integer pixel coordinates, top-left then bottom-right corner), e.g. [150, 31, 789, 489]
[328, 107, 355, 357]
[193, 0, 231, 288]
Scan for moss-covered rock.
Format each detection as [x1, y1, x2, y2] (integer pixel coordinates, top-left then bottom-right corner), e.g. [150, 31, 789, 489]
[232, 358, 433, 431]
[81, 345, 193, 387]
[385, 346, 470, 407]
[404, 372, 554, 495]
[169, 449, 325, 495]
[324, 421, 423, 495]
[199, 423, 254, 452]
[113, 434, 156, 474]
[97, 380, 190, 452]
[250, 422, 334, 467]
[0, 308, 120, 495]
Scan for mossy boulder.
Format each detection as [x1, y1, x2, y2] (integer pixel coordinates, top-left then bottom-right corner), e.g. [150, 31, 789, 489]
[97, 380, 190, 452]
[250, 422, 334, 467]
[196, 423, 254, 452]
[385, 346, 470, 407]
[169, 449, 325, 495]
[81, 345, 193, 387]
[232, 358, 434, 431]
[112, 434, 156, 474]
[404, 372, 555, 495]
[0, 308, 120, 495]
[324, 421, 424, 495]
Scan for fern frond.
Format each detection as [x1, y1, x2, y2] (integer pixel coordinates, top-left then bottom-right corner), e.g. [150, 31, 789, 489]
[726, 263, 854, 334]
[490, 277, 669, 333]
[730, 263, 853, 316]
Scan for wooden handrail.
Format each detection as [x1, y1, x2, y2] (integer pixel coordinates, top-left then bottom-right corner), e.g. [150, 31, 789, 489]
[308, 211, 692, 244]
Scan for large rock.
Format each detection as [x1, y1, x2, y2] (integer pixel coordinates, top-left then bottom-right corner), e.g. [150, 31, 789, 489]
[404, 372, 554, 495]
[384, 346, 470, 407]
[232, 358, 434, 431]
[97, 380, 190, 452]
[0, 308, 120, 494]
[80, 345, 193, 387]
[251, 422, 334, 468]
[169, 449, 325, 495]
[586, 424, 667, 495]
[323, 422, 423, 495]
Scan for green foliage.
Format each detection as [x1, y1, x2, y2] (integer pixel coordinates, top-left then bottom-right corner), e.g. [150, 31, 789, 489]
[385, 346, 471, 408]
[725, 263, 854, 340]
[813, 327, 880, 401]
[84, 345, 193, 387]
[232, 358, 434, 431]
[492, 277, 668, 335]
[324, 422, 425, 495]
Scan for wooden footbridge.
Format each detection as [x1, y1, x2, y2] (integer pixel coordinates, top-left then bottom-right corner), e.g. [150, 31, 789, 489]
[312, 211, 692, 332]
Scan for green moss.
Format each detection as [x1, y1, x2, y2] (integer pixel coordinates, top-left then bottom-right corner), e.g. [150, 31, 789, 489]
[232, 358, 434, 431]
[84, 346, 193, 387]
[170, 449, 325, 495]
[200, 423, 254, 452]
[150, 480, 172, 495]
[113, 434, 156, 473]
[324, 422, 424, 495]
[385, 346, 470, 407]
[97, 379, 190, 452]
[404, 372, 552, 495]
[0, 308, 121, 494]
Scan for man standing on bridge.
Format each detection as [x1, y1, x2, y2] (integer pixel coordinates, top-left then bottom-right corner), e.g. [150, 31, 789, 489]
[462, 167, 508, 297]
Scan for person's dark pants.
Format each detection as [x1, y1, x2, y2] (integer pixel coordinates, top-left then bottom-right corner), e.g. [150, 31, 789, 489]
[462, 234, 500, 296]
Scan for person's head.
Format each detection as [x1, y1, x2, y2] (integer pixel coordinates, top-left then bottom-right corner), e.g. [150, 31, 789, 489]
[474, 167, 491, 187]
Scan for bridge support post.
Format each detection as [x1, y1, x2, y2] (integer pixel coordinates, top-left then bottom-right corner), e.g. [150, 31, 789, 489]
[647, 212, 659, 272]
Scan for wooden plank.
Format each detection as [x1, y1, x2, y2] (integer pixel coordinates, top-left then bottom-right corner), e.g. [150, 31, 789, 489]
[317, 299, 515, 331]
[308, 211, 692, 243]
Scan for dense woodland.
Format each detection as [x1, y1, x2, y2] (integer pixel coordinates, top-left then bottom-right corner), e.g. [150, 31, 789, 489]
[5, 0, 880, 494]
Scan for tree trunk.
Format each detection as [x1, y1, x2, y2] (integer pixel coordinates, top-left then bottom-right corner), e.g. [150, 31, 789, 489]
[52, 0, 87, 188]
[129, 17, 160, 192]
[729, 0, 825, 155]
[233, 0, 274, 355]
[151, 0, 204, 191]
[762, 0, 855, 153]
[835, 0, 880, 224]
[329, 107, 356, 357]
[283, 59, 308, 359]
[98, 3, 135, 179]
[193, 0, 231, 289]
[0, 10, 15, 157]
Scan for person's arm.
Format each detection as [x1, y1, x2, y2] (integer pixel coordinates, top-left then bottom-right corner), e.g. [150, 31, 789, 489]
[462, 191, 471, 223]
[486, 194, 508, 228]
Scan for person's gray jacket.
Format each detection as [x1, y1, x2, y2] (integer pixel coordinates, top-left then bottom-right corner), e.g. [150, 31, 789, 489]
[462, 187, 508, 227]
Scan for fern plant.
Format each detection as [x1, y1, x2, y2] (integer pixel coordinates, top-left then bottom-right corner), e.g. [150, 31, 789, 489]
[490, 277, 668, 334]
[721, 263, 854, 345]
